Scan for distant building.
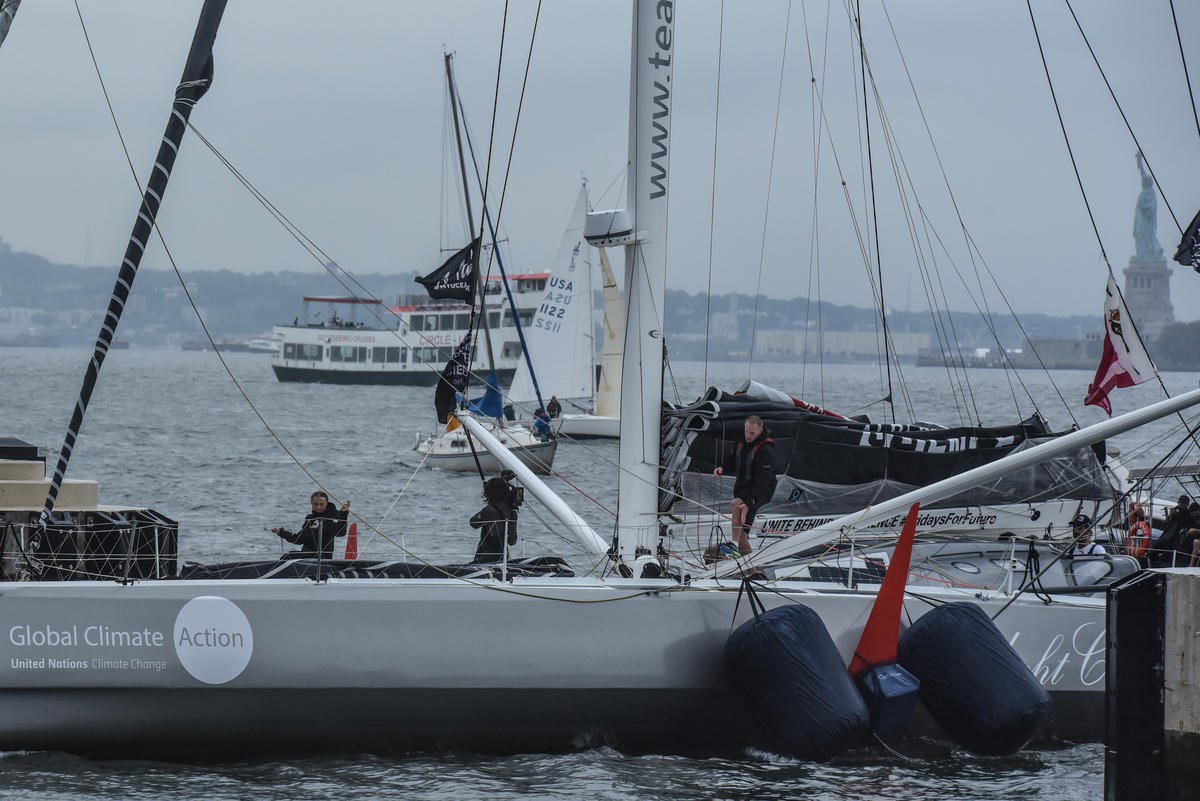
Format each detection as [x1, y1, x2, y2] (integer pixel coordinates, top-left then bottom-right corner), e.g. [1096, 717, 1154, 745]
[755, 329, 931, 359]
[1123, 152, 1174, 342]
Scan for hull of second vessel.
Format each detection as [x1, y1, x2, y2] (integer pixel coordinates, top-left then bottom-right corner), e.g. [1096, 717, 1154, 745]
[422, 439, 558, 474]
[0, 578, 1105, 756]
[555, 414, 619, 440]
[272, 364, 439, 386]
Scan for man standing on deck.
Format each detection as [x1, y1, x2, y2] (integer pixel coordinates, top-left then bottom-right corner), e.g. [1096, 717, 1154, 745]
[708, 415, 777, 561]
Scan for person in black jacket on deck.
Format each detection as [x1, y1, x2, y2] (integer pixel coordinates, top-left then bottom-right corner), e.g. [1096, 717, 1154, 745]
[707, 415, 777, 562]
[272, 491, 350, 559]
[470, 476, 520, 563]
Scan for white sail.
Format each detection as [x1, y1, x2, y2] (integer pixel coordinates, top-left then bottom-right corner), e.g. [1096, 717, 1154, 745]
[507, 183, 595, 409]
[594, 247, 623, 419]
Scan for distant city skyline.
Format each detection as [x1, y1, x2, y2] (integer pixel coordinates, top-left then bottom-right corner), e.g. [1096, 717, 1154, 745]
[0, 1, 1196, 321]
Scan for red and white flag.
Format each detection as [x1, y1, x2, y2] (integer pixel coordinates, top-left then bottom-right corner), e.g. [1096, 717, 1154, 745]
[1084, 275, 1157, 415]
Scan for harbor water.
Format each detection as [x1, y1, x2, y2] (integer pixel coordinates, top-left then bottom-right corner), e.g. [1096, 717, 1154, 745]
[4, 346, 1198, 799]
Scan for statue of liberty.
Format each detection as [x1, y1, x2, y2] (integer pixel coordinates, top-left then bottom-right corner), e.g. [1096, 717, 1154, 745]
[1134, 151, 1164, 259]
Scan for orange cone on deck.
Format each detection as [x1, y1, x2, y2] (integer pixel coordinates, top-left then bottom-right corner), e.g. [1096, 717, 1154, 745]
[344, 522, 358, 560]
[850, 502, 919, 677]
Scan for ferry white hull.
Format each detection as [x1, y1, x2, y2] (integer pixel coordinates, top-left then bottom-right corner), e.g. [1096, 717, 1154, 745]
[0, 577, 1105, 757]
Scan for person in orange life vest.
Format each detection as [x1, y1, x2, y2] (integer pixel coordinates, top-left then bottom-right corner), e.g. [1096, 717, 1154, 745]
[708, 415, 777, 561]
[1126, 503, 1151, 564]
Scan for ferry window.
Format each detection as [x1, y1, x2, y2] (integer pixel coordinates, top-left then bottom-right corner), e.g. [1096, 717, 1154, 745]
[503, 311, 514, 327]
[502, 341, 521, 359]
[488, 312, 500, 328]
[424, 316, 438, 331]
[398, 347, 407, 363]
[438, 346, 452, 362]
[455, 313, 470, 330]
[519, 310, 532, 326]
[409, 315, 424, 331]
[306, 344, 323, 361]
[386, 347, 401, 363]
[439, 314, 454, 330]
[284, 343, 296, 359]
[358, 347, 368, 362]
[373, 347, 386, 363]
[330, 347, 343, 362]
[533, 279, 546, 291]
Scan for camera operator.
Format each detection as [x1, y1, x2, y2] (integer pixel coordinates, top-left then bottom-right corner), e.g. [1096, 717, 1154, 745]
[469, 472, 522, 564]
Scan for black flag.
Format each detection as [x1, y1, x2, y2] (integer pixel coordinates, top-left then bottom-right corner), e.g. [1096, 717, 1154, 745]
[1174, 208, 1200, 274]
[434, 333, 473, 424]
[417, 237, 480, 304]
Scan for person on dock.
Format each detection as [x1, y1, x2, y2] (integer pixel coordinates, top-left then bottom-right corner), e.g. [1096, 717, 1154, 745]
[469, 475, 520, 564]
[272, 491, 350, 559]
[706, 415, 777, 563]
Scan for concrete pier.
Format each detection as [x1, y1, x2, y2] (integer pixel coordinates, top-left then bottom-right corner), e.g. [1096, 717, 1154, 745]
[1106, 569, 1200, 800]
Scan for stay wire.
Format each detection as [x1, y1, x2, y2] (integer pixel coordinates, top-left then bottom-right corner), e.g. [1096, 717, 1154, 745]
[1062, 0, 1184, 233]
[1029, 0, 1200, 443]
[75, 5, 673, 602]
[855, 0, 893, 424]
[703, 0, 725, 389]
[748, 0, 794, 379]
[1168, 0, 1200, 142]
[879, 0, 1064, 424]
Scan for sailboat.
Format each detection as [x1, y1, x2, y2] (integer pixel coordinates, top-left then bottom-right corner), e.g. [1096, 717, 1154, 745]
[507, 181, 624, 440]
[414, 54, 557, 474]
[3, 0, 1200, 759]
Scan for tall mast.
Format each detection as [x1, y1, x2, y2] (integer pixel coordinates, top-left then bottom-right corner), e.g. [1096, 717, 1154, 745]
[616, 0, 674, 573]
[36, 0, 227, 542]
[444, 52, 495, 371]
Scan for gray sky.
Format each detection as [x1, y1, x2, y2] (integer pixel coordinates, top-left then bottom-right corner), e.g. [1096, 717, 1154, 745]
[1, 0, 1198, 322]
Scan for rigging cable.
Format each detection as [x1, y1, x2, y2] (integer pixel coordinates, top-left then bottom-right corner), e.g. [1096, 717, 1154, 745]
[1061, 0, 1183, 234]
[702, 0, 725, 389]
[748, 0, 794, 380]
[1027, 0, 1200, 450]
[876, 1, 1070, 425]
[1168, 0, 1200, 142]
[855, 0, 894, 424]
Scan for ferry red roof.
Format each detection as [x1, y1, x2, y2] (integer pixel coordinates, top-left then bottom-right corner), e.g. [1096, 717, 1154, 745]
[302, 296, 384, 305]
[484, 272, 549, 281]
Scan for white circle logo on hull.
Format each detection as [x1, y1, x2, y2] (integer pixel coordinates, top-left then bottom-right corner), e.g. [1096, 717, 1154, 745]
[173, 596, 254, 685]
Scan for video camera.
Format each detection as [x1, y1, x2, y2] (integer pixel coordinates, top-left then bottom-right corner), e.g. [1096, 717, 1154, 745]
[499, 469, 524, 509]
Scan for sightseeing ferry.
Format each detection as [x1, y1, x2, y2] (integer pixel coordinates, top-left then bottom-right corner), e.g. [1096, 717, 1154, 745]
[271, 273, 549, 385]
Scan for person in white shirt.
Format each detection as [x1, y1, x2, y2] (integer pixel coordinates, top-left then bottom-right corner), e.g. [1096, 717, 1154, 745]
[1070, 513, 1106, 555]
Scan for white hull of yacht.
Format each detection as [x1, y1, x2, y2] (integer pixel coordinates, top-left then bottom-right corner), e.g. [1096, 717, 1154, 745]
[555, 413, 619, 440]
[416, 423, 558, 474]
[0, 577, 1105, 756]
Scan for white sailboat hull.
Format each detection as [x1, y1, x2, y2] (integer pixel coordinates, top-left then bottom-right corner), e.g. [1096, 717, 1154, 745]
[0, 577, 1105, 755]
[555, 413, 619, 440]
[416, 421, 558, 474]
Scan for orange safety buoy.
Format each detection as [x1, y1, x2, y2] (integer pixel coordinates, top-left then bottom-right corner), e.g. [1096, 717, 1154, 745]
[1127, 519, 1151, 558]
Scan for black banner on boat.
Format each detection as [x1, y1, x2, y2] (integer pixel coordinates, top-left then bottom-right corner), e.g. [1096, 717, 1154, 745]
[1174, 207, 1200, 273]
[434, 333, 473, 424]
[37, 0, 228, 539]
[416, 237, 480, 304]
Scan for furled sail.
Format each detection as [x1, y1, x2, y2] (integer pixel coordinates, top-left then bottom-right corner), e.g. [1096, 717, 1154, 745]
[662, 384, 1109, 516]
[508, 184, 594, 409]
[594, 247, 623, 419]
[37, 0, 228, 542]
